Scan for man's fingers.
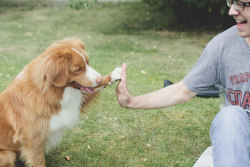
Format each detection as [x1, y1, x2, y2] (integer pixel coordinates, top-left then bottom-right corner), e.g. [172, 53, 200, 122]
[121, 63, 127, 84]
[115, 63, 130, 108]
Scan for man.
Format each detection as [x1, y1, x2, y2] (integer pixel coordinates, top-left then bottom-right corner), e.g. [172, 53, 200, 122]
[115, 0, 250, 166]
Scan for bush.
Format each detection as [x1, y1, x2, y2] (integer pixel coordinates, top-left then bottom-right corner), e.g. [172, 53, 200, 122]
[143, 0, 234, 30]
[68, 0, 97, 9]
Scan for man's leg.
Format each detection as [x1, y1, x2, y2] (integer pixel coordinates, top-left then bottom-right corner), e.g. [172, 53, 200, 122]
[210, 106, 250, 167]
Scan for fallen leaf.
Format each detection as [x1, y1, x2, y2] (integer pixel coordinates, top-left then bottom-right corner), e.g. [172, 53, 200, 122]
[141, 70, 146, 75]
[64, 156, 70, 161]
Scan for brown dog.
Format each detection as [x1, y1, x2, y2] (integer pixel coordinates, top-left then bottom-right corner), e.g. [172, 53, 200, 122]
[0, 38, 121, 167]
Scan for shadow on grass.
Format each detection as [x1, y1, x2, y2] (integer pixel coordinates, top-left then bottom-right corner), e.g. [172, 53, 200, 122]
[95, 2, 175, 34]
[93, 2, 225, 34]
[0, 0, 220, 34]
[0, 0, 65, 14]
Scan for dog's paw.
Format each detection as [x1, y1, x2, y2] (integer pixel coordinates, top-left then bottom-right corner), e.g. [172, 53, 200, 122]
[111, 67, 122, 83]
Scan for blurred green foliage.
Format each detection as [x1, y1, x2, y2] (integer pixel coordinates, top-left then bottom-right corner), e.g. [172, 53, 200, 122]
[143, 0, 234, 30]
[68, 0, 97, 9]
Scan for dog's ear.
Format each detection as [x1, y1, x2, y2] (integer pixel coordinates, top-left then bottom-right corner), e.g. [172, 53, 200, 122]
[44, 53, 70, 88]
[51, 55, 69, 87]
[52, 62, 68, 87]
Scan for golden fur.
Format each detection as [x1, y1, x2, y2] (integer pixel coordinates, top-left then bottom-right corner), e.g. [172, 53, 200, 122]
[0, 38, 120, 167]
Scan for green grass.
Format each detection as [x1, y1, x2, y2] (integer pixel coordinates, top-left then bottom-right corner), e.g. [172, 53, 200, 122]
[0, 1, 220, 166]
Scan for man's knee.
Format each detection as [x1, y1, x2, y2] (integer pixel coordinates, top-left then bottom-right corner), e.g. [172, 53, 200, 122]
[214, 106, 248, 125]
[210, 106, 250, 167]
[210, 106, 249, 138]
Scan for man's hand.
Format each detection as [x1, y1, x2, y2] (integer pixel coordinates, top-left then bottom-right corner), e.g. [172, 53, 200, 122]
[115, 63, 131, 108]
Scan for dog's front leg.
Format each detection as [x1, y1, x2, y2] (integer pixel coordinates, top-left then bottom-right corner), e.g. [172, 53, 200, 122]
[96, 67, 122, 90]
[20, 139, 46, 167]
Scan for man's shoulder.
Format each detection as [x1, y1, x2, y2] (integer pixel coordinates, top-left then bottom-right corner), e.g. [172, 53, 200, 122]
[207, 26, 237, 48]
[214, 25, 237, 41]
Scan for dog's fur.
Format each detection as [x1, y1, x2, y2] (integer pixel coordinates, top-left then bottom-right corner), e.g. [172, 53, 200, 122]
[0, 38, 121, 167]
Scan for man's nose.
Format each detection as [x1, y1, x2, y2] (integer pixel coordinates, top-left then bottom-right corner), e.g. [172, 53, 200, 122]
[228, 5, 240, 16]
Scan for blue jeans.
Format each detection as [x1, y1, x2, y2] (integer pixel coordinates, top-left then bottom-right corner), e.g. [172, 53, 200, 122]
[210, 106, 250, 167]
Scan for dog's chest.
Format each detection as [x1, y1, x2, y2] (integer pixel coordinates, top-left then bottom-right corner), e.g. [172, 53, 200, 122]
[50, 87, 83, 131]
[44, 87, 83, 152]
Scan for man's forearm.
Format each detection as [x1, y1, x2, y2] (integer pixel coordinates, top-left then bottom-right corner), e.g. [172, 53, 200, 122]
[126, 81, 197, 109]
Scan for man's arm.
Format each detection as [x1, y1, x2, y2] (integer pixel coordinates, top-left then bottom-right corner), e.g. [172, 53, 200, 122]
[116, 63, 197, 109]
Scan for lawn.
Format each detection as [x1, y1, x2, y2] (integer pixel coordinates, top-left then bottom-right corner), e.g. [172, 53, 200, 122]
[0, 1, 220, 166]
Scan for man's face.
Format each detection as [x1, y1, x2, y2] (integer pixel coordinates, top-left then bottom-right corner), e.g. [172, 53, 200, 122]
[229, 0, 250, 38]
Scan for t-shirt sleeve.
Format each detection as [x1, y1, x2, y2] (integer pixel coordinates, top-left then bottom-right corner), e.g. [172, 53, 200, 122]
[183, 38, 220, 93]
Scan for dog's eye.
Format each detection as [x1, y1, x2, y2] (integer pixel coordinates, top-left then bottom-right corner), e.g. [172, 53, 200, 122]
[74, 69, 81, 73]
[72, 67, 82, 73]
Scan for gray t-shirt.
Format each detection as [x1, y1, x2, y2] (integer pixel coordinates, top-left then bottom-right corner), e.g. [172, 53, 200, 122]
[183, 25, 250, 117]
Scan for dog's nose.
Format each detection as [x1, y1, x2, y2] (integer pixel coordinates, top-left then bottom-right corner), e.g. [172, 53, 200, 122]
[96, 76, 103, 84]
